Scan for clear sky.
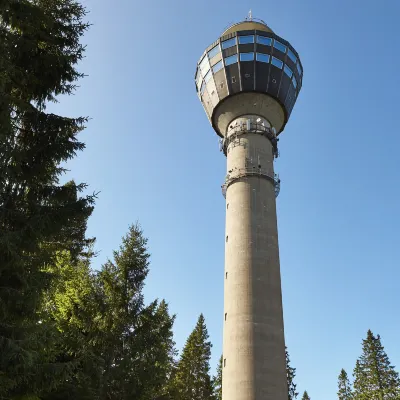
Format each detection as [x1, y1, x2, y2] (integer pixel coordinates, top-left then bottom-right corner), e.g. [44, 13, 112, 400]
[53, 0, 400, 398]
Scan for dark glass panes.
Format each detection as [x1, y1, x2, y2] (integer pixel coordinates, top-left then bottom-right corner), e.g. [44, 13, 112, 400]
[212, 60, 223, 73]
[284, 64, 293, 78]
[297, 62, 302, 76]
[238, 35, 254, 44]
[256, 53, 270, 63]
[221, 37, 237, 50]
[240, 52, 254, 61]
[271, 56, 283, 69]
[208, 44, 221, 59]
[287, 48, 297, 64]
[225, 54, 238, 66]
[273, 40, 287, 53]
[256, 35, 272, 46]
[292, 75, 297, 89]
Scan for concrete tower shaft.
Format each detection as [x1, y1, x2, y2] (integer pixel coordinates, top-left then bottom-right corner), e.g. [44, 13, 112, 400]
[195, 17, 303, 400]
[222, 116, 286, 400]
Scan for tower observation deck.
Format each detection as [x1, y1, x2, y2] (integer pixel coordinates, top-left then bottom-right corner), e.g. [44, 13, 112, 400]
[195, 16, 303, 400]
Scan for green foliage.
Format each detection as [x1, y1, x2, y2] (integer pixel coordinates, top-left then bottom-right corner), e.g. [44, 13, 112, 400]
[95, 224, 177, 400]
[353, 330, 400, 400]
[286, 347, 298, 400]
[172, 314, 214, 400]
[38, 224, 177, 400]
[338, 369, 353, 400]
[212, 355, 222, 400]
[0, 0, 93, 397]
[302, 390, 311, 400]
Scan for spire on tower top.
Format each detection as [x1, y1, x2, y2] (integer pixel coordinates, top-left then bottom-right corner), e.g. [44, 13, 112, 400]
[247, 9, 253, 21]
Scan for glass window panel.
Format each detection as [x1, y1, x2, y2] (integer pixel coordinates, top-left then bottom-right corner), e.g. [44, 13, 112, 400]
[208, 44, 221, 59]
[199, 55, 208, 70]
[212, 60, 223, 73]
[204, 70, 212, 83]
[287, 49, 297, 64]
[271, 56, 283, 69]
[238, 35, 254, 44]
[225, 54, 238, 66]
[196, 72, 203, 89]
[256, 53, 270, 63]
[240, 52, 254, 61]
[221, 37, 237, 50]
[199, 56, 210, 76]
[284, 64, 293, 78]
[297, 62, 302, 76]
[292, 75, 297, 89]
[200, 81, 206, 95]
[256, 35, 272, 46]
[273, 40, 287, 53]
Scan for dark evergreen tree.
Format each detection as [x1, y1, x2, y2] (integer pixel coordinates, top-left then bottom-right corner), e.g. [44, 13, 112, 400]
[96, 224, 177, 400]
[286, 347, 298, 400]
[0, 0, 93, 397]
[353, 330, 400, 400]
[173, 314, 214, 400]
[302, 390, 311, 400]
[338, 369, 353, 400]
[212, 355, 223, 400]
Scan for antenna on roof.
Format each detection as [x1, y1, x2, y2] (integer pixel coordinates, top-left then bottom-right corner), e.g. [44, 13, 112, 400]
[247, 9, 253, 21]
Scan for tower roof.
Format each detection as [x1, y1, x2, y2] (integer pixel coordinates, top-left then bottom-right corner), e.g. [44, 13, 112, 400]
[222, 19, 274, 36]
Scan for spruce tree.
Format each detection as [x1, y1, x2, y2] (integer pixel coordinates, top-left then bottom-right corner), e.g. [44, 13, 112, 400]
[39, 250, 102, 400]
[286, 347, 298, 400]
[302, 391, 311, 400]
[0, 0, 93, 397]
[353, 330, 400, 400]
[212, 355, 223, 400]
[338, 369, 353, 400]
[173, 314, 214, 400]
[96, 224, 176, 400]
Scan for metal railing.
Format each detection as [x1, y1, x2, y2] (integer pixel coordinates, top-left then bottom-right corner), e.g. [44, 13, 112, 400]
[221, 122, 279, 158]
[221, 167, 280, 198]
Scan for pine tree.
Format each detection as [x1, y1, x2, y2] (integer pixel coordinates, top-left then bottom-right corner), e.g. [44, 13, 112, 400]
[173, 314, 214, 400]
[302, 390, 311, 400]
[353, 330, 400, 400]
[0, 0, 93, 397]
[286, 347, 298, 400]
[338, 369, 353, 400]
[212, 355, 222, 400]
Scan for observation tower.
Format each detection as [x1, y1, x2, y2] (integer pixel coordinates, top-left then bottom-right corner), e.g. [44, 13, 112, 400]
[195, 13, 303, 400]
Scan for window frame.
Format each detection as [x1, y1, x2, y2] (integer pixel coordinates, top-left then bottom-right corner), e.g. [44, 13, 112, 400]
[204, 69, 212, 83]
[256, 35, 272, 46]
[271, 56, 283, 69]
[256, 53, 270, 63]
[292, 75, 297, 89]
[273, 40, 287, 53]
[238, 35, 255, 44]
[221, 37, 237, 50]
[284, 64, 293, 78]
[240, 52, 255, 62]
[296, 62, 303, 76]
[208, 44, 221, 59]
[224, 54, 238, 66]
[287, 48, 297, 64]
[212, 60, 224, 73]
[200, 81, 206, 95]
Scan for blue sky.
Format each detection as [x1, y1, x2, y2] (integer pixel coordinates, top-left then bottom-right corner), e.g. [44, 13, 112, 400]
[54, 0, 400, 398]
